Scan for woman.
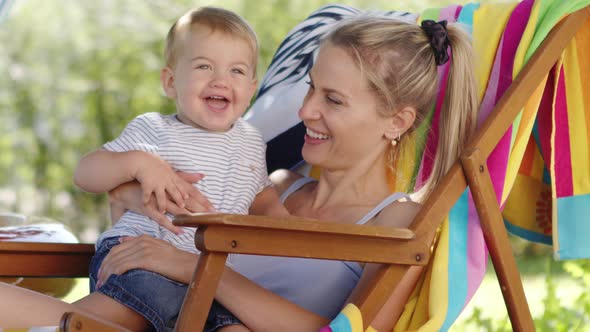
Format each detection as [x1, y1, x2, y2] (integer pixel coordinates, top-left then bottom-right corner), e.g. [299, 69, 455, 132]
[0, 16, 477, 332]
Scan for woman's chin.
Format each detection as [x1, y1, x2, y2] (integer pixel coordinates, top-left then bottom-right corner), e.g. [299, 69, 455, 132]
[301, 148, 322, 166]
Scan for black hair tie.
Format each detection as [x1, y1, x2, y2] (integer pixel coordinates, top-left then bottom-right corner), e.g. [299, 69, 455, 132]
[420, 20, 450, 66]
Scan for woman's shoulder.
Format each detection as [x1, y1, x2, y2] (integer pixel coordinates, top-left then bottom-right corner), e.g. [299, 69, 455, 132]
[268, 169, 305, 196]
[374, 196, 422, 228]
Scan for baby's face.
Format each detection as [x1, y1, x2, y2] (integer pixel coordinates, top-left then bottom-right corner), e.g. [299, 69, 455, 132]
[168, 27, 257, 132]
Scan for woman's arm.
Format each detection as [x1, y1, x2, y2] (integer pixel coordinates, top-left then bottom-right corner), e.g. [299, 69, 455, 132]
[108, 181, 185, 233]
[347, 200, 423, 331]
[103, 169, 327, 331]
[107, 172, 211, 232]
[109, 168, 299, 226]
[96, 235, 198, 285]
[96, 236, 329, 331]
[248, 169, 302, 217]
[248, 186, 290, 217]
[348, 263, 424, 331]
[217, 267, 329, 332]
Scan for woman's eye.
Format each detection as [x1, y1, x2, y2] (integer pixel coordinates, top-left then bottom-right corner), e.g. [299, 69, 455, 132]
[326, 96, 342, 105]
[305, 80, 315, 90]
[196, 64, 210, 70]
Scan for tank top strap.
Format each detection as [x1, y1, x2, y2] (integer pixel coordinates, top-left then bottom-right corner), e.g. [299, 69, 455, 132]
[279, 177, 316, 203]
[355, 192, 411, 225]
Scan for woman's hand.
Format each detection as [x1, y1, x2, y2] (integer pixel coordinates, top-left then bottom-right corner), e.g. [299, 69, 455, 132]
[96, 235, 198, 288]
[109, 172, 214, 234]
[133, 153, 203, 213]
[176, 172, 216, 213]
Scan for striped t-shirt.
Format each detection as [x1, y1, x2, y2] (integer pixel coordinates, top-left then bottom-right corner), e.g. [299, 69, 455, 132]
[97, 112, 270, 253]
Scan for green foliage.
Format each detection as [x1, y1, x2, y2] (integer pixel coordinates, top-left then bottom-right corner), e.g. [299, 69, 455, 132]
[1, 1, 176, 237]
[456, 257, 590, 331]
[534, 259, 590, 331]
[463, 307, 511, 331]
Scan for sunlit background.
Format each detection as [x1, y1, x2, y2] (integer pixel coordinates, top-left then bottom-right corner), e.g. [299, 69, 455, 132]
[1, 0, 501, 241]
[1, 1, 588, 330]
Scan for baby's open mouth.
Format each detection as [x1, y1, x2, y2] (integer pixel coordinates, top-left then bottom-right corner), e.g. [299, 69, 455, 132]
[206, 95, 230, 109]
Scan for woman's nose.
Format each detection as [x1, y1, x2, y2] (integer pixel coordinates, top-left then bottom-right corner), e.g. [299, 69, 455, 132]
[298, 91, 321, 121]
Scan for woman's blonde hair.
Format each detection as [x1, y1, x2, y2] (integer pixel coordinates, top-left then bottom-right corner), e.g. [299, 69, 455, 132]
[324, 17, 478, 199]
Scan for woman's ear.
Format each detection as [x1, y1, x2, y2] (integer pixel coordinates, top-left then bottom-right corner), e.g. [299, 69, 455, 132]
[383, 106, 416, 140]
[160, 67, 176, 98]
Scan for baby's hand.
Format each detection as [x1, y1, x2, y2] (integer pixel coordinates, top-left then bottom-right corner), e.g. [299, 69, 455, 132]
[133, 152, 196, 214]
[176, 172, 216, 213]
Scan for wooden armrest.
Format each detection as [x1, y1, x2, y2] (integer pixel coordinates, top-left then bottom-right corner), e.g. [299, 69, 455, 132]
[174, 213, 429, 266]
[0, 242, 95, 277]
[174, 213, 415, 240]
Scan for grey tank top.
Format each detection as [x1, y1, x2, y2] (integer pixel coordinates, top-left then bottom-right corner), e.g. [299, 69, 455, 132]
[230, 177, 410, 319]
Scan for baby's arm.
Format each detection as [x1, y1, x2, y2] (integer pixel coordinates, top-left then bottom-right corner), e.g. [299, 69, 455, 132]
[73, 149, 143, 193]
[74, 149, 196, 214]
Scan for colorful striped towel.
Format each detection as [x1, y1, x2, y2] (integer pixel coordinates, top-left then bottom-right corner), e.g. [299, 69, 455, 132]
[502, 1, 590, 260]
[393, 1, 589, 330]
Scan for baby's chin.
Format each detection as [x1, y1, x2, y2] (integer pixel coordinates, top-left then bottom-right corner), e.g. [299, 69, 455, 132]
[178, 113, 238, 132]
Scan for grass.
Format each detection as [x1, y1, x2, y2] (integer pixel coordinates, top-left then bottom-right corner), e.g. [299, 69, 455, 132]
[452, 253, 587, 331]
[61, 278, 89, 303]
[452, 274, 583, 327]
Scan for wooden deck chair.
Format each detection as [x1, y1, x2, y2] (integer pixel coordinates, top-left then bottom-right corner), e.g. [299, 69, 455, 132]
[168, 2, 590, 331]
[1, 1, 589, 331]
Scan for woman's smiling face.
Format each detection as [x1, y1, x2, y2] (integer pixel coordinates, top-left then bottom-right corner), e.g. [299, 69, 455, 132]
[298, 43, 391, 171]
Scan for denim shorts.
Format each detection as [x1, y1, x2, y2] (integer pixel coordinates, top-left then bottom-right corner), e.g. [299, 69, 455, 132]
[90, 237, 242, 332]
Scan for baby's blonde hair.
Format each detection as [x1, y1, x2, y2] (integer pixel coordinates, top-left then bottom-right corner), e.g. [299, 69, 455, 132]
[165, 7, 258, 73]
[325, 17, 478, 199]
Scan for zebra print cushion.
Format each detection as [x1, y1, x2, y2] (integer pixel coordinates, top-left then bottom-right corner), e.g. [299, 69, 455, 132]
[244, 4, 417, 172]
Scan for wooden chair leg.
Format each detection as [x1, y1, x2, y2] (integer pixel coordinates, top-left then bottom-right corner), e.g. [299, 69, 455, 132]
[355, 264, 410, 328]
[461, 149, 535, 332]
[174, 251, 228, 332]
